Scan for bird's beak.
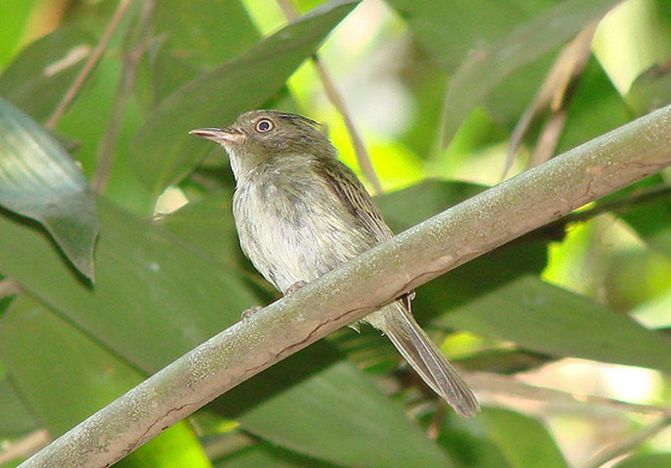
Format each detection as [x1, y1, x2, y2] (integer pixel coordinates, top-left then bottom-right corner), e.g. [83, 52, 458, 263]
[189, 127, 244, 144]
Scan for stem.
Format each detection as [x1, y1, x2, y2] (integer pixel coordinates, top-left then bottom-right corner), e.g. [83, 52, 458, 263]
[45, 0, 132, 130]
[276, 0, 383, 194]
[583, 417, 671, 468]
[91, 0, 153, 193]
[22, 104, 671, 467]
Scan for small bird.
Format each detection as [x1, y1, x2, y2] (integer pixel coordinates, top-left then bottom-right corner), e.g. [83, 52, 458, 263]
[190, 110, 479, 416]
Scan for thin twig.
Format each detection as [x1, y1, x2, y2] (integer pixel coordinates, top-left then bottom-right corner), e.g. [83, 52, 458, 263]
[502, 21, 598, 179]
[276, 0, 383, 194]
[560, 183, 671, 226]
[583, 417, 671, 468]
[91, 0, 154, 193]
[467, 372, 671, 417]
[45, 0, 132, 130]
[21, 105, 671, 467]
[0, 430, 50, 465]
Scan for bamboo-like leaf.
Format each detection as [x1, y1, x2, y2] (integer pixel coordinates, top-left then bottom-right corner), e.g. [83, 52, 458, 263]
[0, 97, 98, 280]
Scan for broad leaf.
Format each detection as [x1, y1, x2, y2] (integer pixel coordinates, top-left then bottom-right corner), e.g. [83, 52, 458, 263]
[132, 0, 359, 196]
[0, 297, 211, 467]
[0, 97, 98, 280]
[442, 276, 671, 372]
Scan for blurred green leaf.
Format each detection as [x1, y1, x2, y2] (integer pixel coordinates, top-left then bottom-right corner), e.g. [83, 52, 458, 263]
[213, 436, 335, 467]
[386, 0, 554, 71]
[441, 0, 620, 147]
[0, 97, 98, 280]
[0, 377, 38, 438]
[132, 0, 359, 197]
[0, 28, 94, 122]
[150, 0, 259, 101]
[626, 61, 671, 117]
[0, 297, 211, 467]
[0, 0, 36, 66]
[480, 408, 567, 468]
[218, 361, 452, 467]
[615, 453, 671, 468]
[0, 198, 257, 370]
[442, 275, 671, 372]
[557, 57, 631, 153]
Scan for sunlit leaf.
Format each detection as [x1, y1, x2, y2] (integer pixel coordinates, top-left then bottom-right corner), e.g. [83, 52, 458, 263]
[0, 97, 98, 280]
[132, 0, 359, 196]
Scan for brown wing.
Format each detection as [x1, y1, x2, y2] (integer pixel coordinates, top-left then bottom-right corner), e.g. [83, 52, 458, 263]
[318, 157, 415, 308]
[319, 157, 393, 244]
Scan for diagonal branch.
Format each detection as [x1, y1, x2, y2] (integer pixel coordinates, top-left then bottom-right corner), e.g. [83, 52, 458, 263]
[22, 104, 671, 467]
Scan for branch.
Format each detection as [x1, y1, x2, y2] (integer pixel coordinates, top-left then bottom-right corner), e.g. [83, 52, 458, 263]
[276, 0, 384, 194]
[584, 416, 671, 468]
[22, 105, 671, 467]
[45, 0, 132, 130]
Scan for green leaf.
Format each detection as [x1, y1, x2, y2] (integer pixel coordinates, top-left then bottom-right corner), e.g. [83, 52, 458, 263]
[215, 441, 336, 468]
[480, 408, 567, 468]
[0, 97, 98, 280]
[615, 453, 671, 468]
[0, 297, 211, 467]
[0, 28, 94, 122]
[0, 377, 39, 438]
[557, 57, 631, 153]
[442, 275, 671, 372]
[150, 0, 259, 102]
[0, 0, 37, 66]
[132, 0, 359, 196]
[441, 0, 620, 146]
[0, 198, 258, 370]
[387, 0, 554, 70]
[218, 361, 453, 467]
[626, 61, 671, 117]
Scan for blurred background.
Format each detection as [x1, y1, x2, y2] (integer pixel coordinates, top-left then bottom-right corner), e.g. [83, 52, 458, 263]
[1, 0, 671, 466]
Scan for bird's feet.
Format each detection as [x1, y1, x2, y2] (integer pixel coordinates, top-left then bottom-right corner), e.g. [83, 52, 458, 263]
[240, 305, 263, 321]
[285, 280, 307, 295]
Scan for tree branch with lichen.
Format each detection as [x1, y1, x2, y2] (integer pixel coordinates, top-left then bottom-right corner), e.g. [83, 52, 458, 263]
[21, 104, 671, 467]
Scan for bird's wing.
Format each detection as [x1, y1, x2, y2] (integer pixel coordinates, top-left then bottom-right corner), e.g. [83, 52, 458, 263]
[318, 157, 394, 244]
[318, 158, 415, 308]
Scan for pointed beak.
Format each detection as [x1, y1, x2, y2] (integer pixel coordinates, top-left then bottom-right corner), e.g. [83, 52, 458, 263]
[189, 127, 244, 144]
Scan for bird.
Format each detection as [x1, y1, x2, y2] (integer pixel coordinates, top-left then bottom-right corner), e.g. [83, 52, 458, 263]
[190, 110, 479, 416]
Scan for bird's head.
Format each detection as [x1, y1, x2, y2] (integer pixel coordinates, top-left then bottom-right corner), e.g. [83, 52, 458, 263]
[190, 110, 335, 180]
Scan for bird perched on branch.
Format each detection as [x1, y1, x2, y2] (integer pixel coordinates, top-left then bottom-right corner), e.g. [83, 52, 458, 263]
[190, 110, 479, 416]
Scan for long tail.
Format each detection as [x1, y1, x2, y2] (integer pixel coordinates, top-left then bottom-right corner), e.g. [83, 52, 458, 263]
[368, 303, 479, 417]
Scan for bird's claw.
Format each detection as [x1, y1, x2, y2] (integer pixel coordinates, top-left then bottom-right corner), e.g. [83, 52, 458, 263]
[241, 305, 263, 321]
[286, 280, 307, 295]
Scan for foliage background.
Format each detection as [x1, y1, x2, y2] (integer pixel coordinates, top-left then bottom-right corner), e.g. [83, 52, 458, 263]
[1, 0, 671, 466]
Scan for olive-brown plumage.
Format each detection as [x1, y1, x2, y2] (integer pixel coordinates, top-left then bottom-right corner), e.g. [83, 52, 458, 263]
[190, 110, 479, 416]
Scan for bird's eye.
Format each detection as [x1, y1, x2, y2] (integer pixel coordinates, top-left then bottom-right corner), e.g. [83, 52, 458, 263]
[254, 118, 274, 133]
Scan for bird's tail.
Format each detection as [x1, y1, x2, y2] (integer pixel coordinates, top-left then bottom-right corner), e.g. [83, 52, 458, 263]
[369, 303, 479, 417]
